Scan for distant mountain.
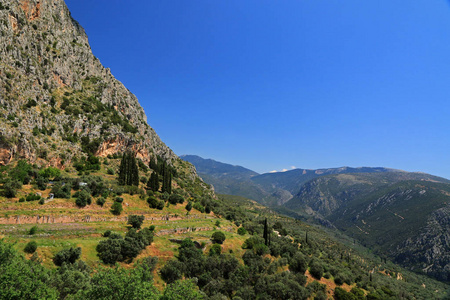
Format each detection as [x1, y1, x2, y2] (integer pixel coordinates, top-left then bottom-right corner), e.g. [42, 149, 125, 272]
[285, 173, 450, 281]
[251, 166, 397, 203]
[180, 155, 258, 180]
[181, 155, 283, 204]
[184, 155, 450, 281]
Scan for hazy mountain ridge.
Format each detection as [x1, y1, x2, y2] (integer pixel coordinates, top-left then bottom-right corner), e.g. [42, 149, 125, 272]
[181, 155, 285, 205]
[185, 155, 450, 281]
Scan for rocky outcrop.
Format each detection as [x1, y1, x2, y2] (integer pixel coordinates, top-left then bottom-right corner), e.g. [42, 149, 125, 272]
[0, 0, 176, 166]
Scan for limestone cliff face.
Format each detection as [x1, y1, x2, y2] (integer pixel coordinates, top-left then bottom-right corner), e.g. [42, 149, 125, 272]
[0, 0, 175, 167]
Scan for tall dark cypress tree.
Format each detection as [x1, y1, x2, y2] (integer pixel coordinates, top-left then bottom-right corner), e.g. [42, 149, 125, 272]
[147, 172, 159, 192]
[118, 153, 127, 185]
[263, 218, 269, 246]
[118, 151, 139, 186]
[129, 155, 139, 186]
[161, 161, 172, 194]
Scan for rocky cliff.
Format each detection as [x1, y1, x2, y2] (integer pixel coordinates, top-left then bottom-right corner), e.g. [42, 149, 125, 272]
[0, 0, 175, 168]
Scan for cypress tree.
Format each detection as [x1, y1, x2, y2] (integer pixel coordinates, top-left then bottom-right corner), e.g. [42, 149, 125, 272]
[118, 153, 127, 185]
[147, 172, 159, 192]
[118, 151, 139, 186]
[263, 218, 268, 246]
[161, 161, 172, 194]
[130, 155, 139, 186]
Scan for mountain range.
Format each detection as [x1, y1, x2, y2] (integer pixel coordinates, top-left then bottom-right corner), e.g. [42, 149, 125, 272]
[183, 155, 450, 281]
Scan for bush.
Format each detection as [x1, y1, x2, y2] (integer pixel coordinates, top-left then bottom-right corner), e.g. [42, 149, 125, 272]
[2, 179, 22, 198]
[51, 182, 71, 199]
[111, 201, 123, 215]
[115, 197, 124, 203]
[53, 247, 82, 266]
[38, 167, 61, 180]
[29, 226, 38, 235]
[289, 252, 307, 274]
[36, 175, 48, 190]
[24, 241, 37, 254]
[185, 201, 192, 212]
[211, 231, 226, 244]
[193, 202, 205, 213]
[26, 193, 41, 201]
[168, 194, 184, 205]
[103, 230, 112, 237]
[96, 197, 106, 207]
[209, 244, 222, 256]
[75, 189, 92, 207]
[128, 215, 145, 229]
[160, 260, 184, 284]
[309, 261, 324, 279]
[237, 227, 247, 235]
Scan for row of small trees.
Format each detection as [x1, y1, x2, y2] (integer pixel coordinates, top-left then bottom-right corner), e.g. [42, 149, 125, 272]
[118, 152, 172, 194]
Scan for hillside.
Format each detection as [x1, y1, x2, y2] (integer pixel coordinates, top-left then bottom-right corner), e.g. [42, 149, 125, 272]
[0, 0, 177, 169]
[286, 173, 450, 281]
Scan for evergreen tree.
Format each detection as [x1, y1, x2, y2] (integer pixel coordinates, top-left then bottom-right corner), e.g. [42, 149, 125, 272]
[161, 161, 172, 194]
[147, 172, 159, 192]
[129, 155, 139, 186]
[263, 218, 269, 246]
[118, 153, 128, 185]
[118, 152, 139, 186]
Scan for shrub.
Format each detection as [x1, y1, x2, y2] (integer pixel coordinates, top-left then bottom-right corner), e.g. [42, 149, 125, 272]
[107, 168, 115, 175]
[51, 182, 71, 199]
[29, 226, 38, 235]
[96, 197, 106, 207]
[238, 227, 247, 235]
[168, 194, 184, 205]
[36, 175, 48, 190]
[24, 241, 37, 254]
[160, 260, 184, 284]
[75, 189, 92, 207]
[53, 247, 82, 266]
[209, 244, 222, 256]
[103, 230, 112, 237]
[185, 201, 192, 212]
[111, 201, 123, 215]
[38, 167, 61, 180]
[26, 193, 41, 201]
[193, 202, 205, 213]
[3, 179, 22, 198]
[289, 252, 307, 274]
[211, 231, 226, 244]
[309, 261, 324, 279]
[127, 215, 145, 229]
[115, 197, 124, 203]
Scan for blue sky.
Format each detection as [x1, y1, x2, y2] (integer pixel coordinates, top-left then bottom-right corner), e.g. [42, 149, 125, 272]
[65, 1, 450, 178]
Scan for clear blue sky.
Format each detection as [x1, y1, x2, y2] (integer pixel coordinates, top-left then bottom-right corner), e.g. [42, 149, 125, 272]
[65, 0, 450, 178]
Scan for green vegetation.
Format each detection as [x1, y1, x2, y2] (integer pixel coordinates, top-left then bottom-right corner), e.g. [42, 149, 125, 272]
[211, 231, 226, 244]
[118, 152, 139, 186]
[127, 215, 145, 229]
[24, 241, 37, 254]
